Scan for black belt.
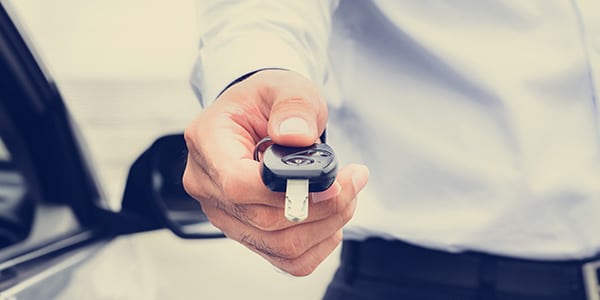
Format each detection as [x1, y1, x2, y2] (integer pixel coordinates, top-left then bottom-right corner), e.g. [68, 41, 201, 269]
[340, 238, 600, 300]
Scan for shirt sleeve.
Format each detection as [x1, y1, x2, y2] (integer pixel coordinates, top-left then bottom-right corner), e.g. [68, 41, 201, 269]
[190, 1, 338, 107]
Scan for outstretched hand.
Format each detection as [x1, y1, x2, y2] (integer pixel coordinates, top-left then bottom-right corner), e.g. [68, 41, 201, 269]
[183, 69, 369, 276]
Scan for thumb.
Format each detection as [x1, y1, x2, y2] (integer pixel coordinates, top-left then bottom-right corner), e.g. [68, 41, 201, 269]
[266, 84, 328, 147]
[271, 115, 319, 147]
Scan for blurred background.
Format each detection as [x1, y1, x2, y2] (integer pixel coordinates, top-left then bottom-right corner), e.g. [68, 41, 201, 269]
[8, 0, 201, 207]
[5, 1, 339, 299]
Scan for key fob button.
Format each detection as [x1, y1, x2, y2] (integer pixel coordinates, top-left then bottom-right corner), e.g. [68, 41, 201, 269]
[283, 156, 314, 166]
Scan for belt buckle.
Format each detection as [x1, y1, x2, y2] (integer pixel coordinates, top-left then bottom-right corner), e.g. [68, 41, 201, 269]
[583, 259, 600, 300]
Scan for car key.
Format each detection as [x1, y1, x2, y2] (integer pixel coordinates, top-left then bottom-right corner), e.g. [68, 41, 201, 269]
[259, 143, 338, 222]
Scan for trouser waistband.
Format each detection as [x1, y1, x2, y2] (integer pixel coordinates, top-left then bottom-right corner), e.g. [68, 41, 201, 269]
[338, 238, 600, 299]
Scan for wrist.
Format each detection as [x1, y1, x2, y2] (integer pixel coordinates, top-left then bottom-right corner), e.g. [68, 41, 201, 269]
[216, 68, 289, 99]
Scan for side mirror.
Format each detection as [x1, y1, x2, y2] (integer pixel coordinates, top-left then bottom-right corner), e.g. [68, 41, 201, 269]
[120, 134, 223, 239]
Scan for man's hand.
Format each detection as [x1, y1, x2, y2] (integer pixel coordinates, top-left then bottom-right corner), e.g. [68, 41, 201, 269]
[183, 69, 369, 276]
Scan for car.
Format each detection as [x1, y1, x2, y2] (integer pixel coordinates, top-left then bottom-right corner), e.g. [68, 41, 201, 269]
[0, 3, 337, 299]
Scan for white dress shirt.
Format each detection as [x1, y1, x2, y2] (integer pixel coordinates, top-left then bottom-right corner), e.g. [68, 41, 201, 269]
[191, 0, 600, 260]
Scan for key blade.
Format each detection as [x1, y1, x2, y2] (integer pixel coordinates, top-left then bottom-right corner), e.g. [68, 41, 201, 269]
[285, 179, 309, 222]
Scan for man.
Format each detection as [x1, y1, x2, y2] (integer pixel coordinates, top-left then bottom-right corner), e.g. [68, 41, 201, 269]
[183, 1, 600, 299]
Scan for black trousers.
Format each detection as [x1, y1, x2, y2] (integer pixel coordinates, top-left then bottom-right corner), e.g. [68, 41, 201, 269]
[323, 238, 596, 300]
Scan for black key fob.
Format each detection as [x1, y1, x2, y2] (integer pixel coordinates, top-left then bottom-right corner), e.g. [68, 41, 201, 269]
[260, 143, 338, 193]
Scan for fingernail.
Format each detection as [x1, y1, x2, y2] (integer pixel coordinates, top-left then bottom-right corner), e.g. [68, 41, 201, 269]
[279, 117, 309, 135]
[352, 165, 369, 192]
[311, 182, 342, 203]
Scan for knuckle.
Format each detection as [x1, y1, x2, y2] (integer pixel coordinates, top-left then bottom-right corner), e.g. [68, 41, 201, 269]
[249, 209, 280, 231]
[183, 126, 198, 151]
[294, 264, 318, 277]
[276, 235, 304, 259]
[280, 96, 312, 106]
[283, 259, 318, 277]
[277, 246, 297, 260]
[181, 168, 193, 193]
[182, 168, 203, 199]
[273, 96, 315, 113]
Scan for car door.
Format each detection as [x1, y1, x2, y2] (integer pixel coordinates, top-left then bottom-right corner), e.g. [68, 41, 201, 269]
[0, 3, 175, 298]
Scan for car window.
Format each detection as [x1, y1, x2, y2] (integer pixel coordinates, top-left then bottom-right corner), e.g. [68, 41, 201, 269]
[0, 138, 9, 161]
[0, 135, 27, 248]
[4, 0, 201, 211]
[0, 133, 80, 253]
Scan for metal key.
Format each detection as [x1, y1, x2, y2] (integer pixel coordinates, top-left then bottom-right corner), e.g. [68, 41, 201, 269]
[260, 143, 338, 222]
